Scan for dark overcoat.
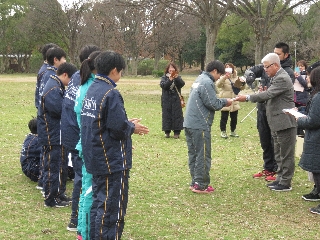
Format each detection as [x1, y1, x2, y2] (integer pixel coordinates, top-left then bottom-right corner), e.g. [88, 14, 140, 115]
[160, 75, 185, 131]
[298, 92, 320, 172]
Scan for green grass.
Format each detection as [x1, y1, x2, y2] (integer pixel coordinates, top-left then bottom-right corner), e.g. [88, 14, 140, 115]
[0, 75, 319, 239]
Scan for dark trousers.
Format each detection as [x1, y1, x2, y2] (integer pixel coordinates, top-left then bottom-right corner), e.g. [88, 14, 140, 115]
[43, 145, 68, 206]
[272, 127, 296, 186]
[68, 149, 83, 226]
[313, 173, 320, 193]
[220, 111, 238, 132]
[257, 108, 277, 172]
[91, 170, 129, 240]
[185, 128, 211, 189]
[38, 146, 45, 187]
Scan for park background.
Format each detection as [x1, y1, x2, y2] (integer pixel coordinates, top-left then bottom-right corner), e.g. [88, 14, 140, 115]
[0, 73, 318, 239]
[1, 0, 320, 75]
[1, 0, 320, 239]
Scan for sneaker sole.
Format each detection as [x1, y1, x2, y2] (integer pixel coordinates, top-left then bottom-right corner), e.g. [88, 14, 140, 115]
[67, 227, 78, 232]
[192, 189, 214, 194]
[36, 186, 43, 190]
[310, 209, 320, 214]
[302, 196, 320, 202]
[270, 187, 292, 192]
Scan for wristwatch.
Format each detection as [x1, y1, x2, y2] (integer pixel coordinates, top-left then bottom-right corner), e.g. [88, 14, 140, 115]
[245, 95, 250, 102]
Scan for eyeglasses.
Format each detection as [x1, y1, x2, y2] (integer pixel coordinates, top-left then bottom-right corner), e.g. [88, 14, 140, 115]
[263, 63, 274, 69]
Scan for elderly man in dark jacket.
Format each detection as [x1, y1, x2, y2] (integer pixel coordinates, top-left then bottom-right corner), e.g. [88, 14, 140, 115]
[244, 42, 295, 182]
[238, 53, 297, 192]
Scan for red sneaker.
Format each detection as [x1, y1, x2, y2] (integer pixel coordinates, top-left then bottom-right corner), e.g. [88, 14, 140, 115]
[192, 184, 215, 194]
[253, 170, 267, 178]
[265, 172, 276, 182]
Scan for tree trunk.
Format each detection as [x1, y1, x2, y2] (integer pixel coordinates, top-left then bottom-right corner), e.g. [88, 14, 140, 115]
[154, 50, 161, 71]
[131, 58, 138, 76]
[205, 23, 218, 66]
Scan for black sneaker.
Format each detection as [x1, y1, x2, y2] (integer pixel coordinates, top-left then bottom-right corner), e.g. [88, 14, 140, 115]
[59, 194, 72, 203]
[36, 182, 43, 190]
[302, 192, 320, 201]
[44, 200, 69, 208]
[310, 204, 320, 214]
[67, 222, 78, 232]
[270, 184, 292, 192]
[267, 181, 279, 188]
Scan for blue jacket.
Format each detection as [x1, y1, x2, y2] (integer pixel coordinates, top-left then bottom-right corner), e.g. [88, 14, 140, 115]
[81, 76, 135, 175]
[37, 75, 65, 146]
[20, 133, 41, 182]
[37, 65, 57, 109]
[183, 72, 227, 131]
[74, 73, 95, 158]
[294, 70, 310, 105]
[298, 92, 320, 172]
[61, 71, 81, 150]
[35, 62, 48, 109]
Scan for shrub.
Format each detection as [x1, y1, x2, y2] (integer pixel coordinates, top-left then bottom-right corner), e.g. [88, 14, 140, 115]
[152, 70, 164, 78]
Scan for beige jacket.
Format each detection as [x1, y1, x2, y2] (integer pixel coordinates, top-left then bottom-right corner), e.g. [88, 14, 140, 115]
[216, 71, 245, 112]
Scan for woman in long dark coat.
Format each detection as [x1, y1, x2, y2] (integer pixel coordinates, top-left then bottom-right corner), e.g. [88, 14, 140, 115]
[160, 62, 185, 138]
[295, 64, 320, 213]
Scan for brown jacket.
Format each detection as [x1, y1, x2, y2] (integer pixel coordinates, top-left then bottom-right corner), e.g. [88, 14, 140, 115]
[216, 71, 245, 112]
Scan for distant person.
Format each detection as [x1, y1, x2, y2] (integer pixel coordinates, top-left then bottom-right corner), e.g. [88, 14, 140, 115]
[282, 63, 320, 214]
[62, 45, 101, 232]
[34, 43, 58, 192]
[38, 62, 77, 207]
[292, 63, 320, 211]
[237, 53, 297, 192]
[81, 51, 149, 239]
[183, 60, 233, 194]
[216, 62, 245, 138]
[294, 60, 310, 137]
[160, 62, 185, 139]
[20, 118, 41, 182]
[35, 43, 58, 109]
[244, 42, 295, 182]
[74, 50, 101, 240]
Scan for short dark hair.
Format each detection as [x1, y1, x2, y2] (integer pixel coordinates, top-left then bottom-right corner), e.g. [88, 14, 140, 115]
[307, 61, 320, 74]
[274, 42, 290, 54]
[46, 47, 67, 66]
[206, 60, 225, 74]
[41, 43, 58, 60]
[79, 45, 101, 63]
[80, 51, 101, 85]
[57, 62, 77, 78]
[28, 118, 37, 134]
[309, 66, 320, 96]
[94, 51, 126, 76]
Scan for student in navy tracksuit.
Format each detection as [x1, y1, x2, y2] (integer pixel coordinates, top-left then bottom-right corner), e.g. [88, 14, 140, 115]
[34, 43, 59, 191]
[81, 51, 149, 239]
[38, 62, 77, 207]
[35, 43, 58, 109]
[20, 118, 41, 182]
[61, 45, 101, 232]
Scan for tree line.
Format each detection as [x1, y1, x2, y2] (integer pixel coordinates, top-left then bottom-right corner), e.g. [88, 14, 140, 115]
[0, 0, 319, 75]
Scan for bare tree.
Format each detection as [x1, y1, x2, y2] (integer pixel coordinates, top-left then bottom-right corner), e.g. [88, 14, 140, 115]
[229, 0, 316, 64]
[154, 0, 231, 65]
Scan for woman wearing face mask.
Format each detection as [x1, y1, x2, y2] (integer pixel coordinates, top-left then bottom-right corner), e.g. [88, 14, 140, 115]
[216, 63, 245, 138]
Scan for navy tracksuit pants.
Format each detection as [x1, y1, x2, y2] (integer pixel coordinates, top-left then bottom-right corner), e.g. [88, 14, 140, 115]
[43, 145, 68, 206]
[90, 170, 129, 240]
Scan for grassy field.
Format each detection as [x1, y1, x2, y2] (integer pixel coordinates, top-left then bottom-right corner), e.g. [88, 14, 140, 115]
[0, 74, 319, 240]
